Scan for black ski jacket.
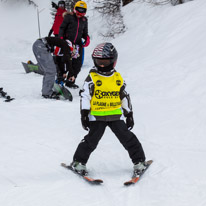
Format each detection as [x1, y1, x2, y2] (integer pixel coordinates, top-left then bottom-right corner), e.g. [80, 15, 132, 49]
[44, 37, 74, 76]
[58, 12, 88, 45]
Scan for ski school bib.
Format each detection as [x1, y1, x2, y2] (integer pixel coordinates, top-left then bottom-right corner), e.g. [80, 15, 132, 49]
[90, 72, 124, 116]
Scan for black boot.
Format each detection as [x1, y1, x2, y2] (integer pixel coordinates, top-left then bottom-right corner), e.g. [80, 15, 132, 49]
[42, 91, 60, 100]
[65, 80, 79, 89]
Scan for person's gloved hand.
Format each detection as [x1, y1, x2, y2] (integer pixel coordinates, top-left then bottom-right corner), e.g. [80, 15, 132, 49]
[68, 76, 75, 82]
[125, 112, 134, 130]
[51, 2, 58, 9]
[82, 35, 90, 48]
[62, 73, 67, 79]
[56, 76, 65, 84]
[81, 110, 90, 131]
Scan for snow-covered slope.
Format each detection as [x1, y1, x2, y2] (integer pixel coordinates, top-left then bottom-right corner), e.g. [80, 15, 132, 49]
[1, 0, 206, 206]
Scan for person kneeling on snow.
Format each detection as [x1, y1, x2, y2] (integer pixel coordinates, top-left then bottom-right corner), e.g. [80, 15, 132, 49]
[70, 42, 146, 175]
[32, 37, 75, 99]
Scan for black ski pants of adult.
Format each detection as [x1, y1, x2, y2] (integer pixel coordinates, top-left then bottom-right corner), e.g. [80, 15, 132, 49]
[55, 46, 83, 78]
[73, 120, 146, 165]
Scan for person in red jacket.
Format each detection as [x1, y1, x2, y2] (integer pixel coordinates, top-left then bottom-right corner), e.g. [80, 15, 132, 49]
[48, 1, 67, 37]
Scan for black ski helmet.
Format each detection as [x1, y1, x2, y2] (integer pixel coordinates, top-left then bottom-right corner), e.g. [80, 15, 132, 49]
[58, 0, 65, 7]
[92, 42, 118, 72]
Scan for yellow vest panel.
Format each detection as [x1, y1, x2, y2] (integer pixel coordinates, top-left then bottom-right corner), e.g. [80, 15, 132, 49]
[90, 72, 123, 116]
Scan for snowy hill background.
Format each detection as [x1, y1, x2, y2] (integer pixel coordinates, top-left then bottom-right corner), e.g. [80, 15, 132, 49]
[1, 0, 206, 205]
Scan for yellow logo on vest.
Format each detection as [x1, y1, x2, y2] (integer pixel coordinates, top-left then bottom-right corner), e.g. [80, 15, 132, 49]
[90, 72, 123, 115]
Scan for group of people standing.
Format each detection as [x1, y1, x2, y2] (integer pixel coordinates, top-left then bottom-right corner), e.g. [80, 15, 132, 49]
[33, 0, 89, 99]
[32, 1, 148, 176]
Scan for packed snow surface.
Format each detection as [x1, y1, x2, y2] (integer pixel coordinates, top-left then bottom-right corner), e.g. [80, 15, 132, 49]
[0, 0, 206, 205]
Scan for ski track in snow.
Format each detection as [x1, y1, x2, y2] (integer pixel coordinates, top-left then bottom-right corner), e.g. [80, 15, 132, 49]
[1, 0, 206, 206]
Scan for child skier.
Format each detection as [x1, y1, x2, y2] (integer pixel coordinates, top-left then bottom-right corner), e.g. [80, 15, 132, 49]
[70, 42, 146, 175]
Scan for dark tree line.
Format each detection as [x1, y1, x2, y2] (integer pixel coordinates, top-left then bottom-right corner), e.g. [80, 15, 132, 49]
[122, 0, 134, 6]
[6, 0, 192, 39]
[121, 0, 192, 6]
[94, 0, 126, 38]
[64, 0, 79, 12]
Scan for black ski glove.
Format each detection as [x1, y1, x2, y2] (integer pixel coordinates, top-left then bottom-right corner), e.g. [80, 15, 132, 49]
[125, 112, 134, 130]
[51, 2, 58, 9]
[81, 110, 90, 131]
[56, 76, 65, 84]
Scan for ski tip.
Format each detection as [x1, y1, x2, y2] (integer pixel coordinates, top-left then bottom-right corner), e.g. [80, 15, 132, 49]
[124, 182, 134, 186]
[93, 180, 103, 184]
[61, 163, 68, 167]
[92, 179, 103, 184]
[146, 160, 153, 165]
[4, 98, 15, 102]
[83, 176, 103, 184]
[124, 176, 139, 186]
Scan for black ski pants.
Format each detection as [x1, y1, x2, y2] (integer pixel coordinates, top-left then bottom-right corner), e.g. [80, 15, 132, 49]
[55, 46, 83, 79]
[73, 120, 146, 165]
[68, 46, 83, 78]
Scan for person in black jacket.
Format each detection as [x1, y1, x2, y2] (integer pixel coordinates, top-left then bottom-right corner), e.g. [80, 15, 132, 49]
[58, 1, 90, 89]
[32, 37, 75, 99]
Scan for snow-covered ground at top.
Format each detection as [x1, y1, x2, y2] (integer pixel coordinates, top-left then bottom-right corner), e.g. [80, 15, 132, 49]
[0, 0, 206, 205]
